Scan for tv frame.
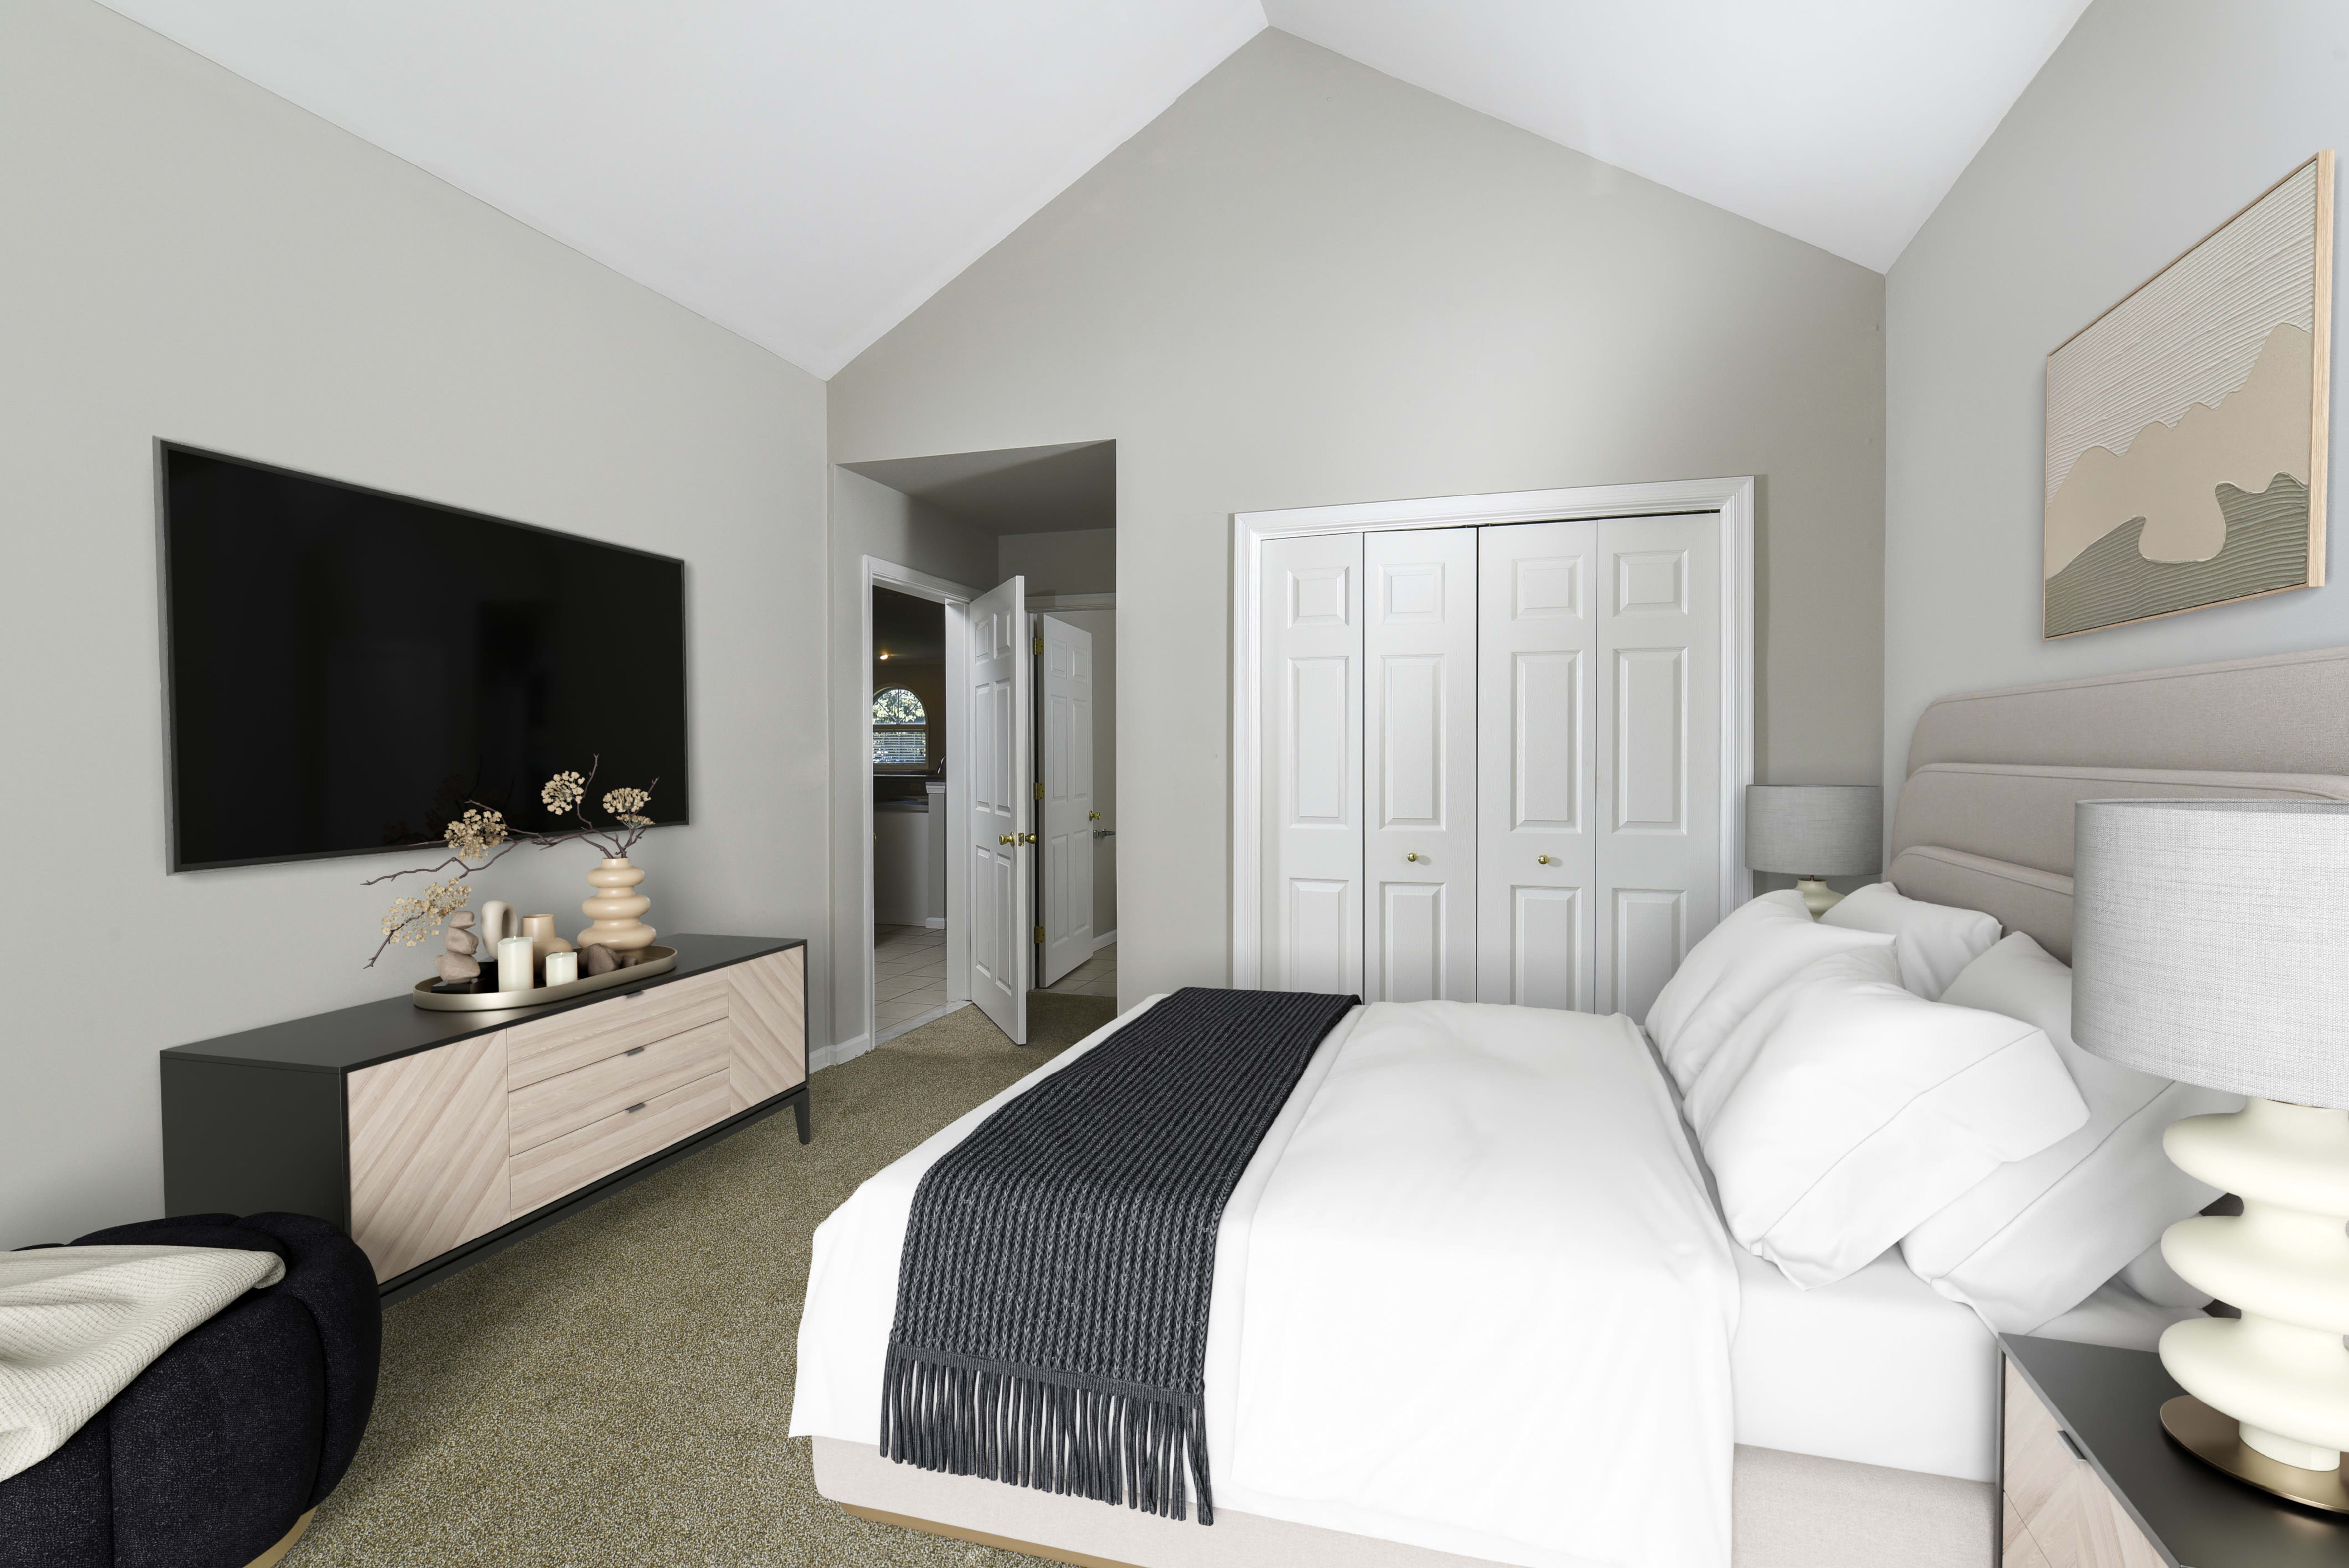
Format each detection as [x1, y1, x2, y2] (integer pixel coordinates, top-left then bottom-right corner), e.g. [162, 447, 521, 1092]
[155, 439, 692, 874]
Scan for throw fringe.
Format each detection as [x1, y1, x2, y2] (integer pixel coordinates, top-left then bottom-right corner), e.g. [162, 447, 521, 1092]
[882, 1344, 1215, 1524]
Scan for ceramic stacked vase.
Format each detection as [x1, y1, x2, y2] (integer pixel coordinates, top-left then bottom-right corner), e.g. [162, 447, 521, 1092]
[577, 857, 656, 958]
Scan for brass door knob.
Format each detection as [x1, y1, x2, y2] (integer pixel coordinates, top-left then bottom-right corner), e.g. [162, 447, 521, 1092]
[999, 833, 1015, 845]
[1537, 854, 1552, 865]
[1405, 851, 1420, 862]
[1089, 811, 1100, 821]
[1020, 831, 1037, 845]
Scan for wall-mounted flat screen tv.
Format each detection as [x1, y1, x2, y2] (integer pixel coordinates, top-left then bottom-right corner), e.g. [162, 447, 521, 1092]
[161, 444, 688, 872]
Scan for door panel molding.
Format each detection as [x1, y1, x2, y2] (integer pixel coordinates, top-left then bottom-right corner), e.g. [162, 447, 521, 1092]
[1365, 528, 1477, 1002]
[1234, 479, 1753, 994]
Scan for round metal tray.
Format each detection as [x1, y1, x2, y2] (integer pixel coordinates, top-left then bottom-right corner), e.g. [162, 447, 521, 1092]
[410, 945, 678, 1012]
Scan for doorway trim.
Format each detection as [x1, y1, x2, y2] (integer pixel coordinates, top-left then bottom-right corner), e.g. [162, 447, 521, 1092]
[1228, 476, 1756, 990]
[861, 555, 980, 1051]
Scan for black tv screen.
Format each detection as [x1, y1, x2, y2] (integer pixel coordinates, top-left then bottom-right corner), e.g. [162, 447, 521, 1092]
[161, 444, 688, 871]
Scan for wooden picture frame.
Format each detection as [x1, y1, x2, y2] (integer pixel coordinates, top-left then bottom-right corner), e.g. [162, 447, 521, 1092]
[2043, 152, 2333, 639]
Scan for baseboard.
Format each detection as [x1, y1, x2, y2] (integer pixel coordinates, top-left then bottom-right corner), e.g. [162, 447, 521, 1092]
[874, 1000, 969, 1046]
[923, 917, 946, 929]
[813, 1033, 871, 1073]
[1091, 929, 1117, 952]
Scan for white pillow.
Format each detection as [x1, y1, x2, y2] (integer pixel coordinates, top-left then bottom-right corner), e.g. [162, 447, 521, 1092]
[1819, 883, 2001, 1000]
[1645, 890, 1895, 1092]
[1899, 933, 2240, 1330]
[1680, 945, 1904, 1135]
[1695, 951, 2088, 1290]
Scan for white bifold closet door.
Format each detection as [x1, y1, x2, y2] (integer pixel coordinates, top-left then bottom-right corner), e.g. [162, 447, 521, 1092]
[1260, 532, 1365, 996]
[1594, 513, 1721, 1019]
[1475, 520, 1597, 1010]
[1256, 515, 1721, 1014]
[1365, 529, 1477, 1002]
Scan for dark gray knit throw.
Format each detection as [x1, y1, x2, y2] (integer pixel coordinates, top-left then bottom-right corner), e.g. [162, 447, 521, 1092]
[881, 986, 1359, 1525]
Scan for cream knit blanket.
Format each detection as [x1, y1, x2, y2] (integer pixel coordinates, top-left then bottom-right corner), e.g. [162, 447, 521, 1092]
[0, 1244, 285, 1482]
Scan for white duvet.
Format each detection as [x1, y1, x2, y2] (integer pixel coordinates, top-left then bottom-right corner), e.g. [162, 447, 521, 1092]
[791, 997, 1739, 1568]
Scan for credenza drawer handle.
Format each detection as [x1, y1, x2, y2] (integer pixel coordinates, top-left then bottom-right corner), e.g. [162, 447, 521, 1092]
[624, 1046, 646, 1057]
[625, 1102, 647, 1114]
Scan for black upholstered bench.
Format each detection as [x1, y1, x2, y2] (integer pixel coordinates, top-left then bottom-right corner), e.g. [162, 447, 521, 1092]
[0, 1212, 381, 1568]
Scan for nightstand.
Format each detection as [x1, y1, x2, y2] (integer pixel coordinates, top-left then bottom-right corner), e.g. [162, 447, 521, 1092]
[2002, 1334, 2349, 1567]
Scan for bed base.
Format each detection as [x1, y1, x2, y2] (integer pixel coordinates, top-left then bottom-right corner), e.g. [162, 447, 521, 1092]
[813, 1437, 1993, 1568]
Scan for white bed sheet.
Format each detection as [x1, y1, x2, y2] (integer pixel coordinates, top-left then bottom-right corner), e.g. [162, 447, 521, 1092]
[792, 996, 1741, 1568]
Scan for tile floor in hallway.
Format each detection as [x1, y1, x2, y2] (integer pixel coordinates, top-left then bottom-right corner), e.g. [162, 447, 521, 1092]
[872, 924, 948, 1039]
[1044, 942, 1117, 997]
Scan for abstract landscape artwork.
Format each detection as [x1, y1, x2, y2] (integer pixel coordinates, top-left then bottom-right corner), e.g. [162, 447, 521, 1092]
[2044, 152, 2333, 638]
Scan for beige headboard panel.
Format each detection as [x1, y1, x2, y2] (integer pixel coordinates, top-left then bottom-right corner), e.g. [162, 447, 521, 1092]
[1889, 645, 2349, 962]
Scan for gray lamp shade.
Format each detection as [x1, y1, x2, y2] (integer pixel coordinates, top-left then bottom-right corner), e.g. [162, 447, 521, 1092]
[1745, 785, 1882, 877]
[2073, 798, 2349, 1108]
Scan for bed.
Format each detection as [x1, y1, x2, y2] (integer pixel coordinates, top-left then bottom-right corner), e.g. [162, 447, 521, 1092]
[792, 644, 2349, 1568]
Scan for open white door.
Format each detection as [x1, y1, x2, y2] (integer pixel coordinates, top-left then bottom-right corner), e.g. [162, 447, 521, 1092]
[1036, 613, 1095, 987]
[969, 576, 1032, 1043]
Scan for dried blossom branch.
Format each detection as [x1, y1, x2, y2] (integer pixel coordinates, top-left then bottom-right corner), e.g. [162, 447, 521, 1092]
[361, 753, 663, 968]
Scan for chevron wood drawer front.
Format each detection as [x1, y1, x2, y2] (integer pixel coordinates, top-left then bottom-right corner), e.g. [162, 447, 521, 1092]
[508, 1068, 735, 1215]
[728, 947, 807, 1110]
[2004, 1359, 2166, 1568]
[507, 1016, 733, 1155]
[348, 1031, 512, 1283]
[504, 969, 732, 1090]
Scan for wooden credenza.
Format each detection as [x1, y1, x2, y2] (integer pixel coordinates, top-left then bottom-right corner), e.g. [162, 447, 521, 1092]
[162, 934, 807, 1299]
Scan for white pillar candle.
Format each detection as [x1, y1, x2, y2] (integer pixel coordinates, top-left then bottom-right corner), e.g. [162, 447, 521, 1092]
[543, 950, 578, 987]
[497, 935, 535, 992]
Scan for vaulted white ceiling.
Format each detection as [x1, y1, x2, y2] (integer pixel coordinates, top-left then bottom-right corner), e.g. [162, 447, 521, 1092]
[97, 0, 2085, 379]
[1266, 0, 2091, 274]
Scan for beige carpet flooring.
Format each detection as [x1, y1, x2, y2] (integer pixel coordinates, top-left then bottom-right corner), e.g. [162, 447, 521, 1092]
[288, 991, 1118, 1568]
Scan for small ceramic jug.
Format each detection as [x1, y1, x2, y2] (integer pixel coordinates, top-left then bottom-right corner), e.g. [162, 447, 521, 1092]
[475, 900, 520, 958]
[521, 913, 575, 979]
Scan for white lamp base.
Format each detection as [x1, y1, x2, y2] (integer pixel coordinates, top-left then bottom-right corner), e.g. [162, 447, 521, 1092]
[1794, 878, 1843, 918]
[2156, 1098, 2349, 1493]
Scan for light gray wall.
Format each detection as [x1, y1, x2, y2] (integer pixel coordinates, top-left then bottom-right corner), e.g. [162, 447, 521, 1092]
[1885, 0, 2349, 814]
[0, 0, 828, 1247]
[830, 29, 1886, 1008]
[828, 468, 995, 1051]
[1000, 529, 1117, 595]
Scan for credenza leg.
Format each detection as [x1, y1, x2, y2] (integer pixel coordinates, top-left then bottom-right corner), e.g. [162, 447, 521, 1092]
[793, 1092, 811, 1145]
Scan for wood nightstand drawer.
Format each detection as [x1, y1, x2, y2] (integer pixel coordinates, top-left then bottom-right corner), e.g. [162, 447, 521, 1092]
[504, 969, 730, 1089]
[507, 1016, 731, 1155]
[2004, 1360, 2166, 1568]
[509, 1068, 734, 1214]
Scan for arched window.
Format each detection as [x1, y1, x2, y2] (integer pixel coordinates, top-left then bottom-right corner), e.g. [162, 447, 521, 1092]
[873, 686, 929, 767]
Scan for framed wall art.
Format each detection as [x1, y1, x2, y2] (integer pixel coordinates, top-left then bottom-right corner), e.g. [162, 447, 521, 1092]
[2044, 152, 2332, 638]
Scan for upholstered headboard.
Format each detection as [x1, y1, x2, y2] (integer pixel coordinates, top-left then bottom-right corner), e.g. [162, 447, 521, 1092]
[1889, 645, 2349, 962]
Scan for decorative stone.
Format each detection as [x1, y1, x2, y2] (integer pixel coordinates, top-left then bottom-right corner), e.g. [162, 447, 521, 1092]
[617, 949, 643, 968]
[581, 943, 619, 976]
[437, 952, 481, 985]
[444, 928, 478, 957]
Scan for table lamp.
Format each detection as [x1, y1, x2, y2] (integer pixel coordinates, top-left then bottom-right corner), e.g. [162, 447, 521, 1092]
[1744, 785, 1881, 917]
[2072, 798, 2349, 1512]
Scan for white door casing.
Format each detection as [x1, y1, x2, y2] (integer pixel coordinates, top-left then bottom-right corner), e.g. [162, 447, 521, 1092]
[1260, 531, 1364, 997]
[1475, 520, 1598, 1010]
[1365, 528, 1477, 1003]
[969, 576, 1031, 1043]
[1594, 513, 1722, 1020]
[1036, 612, 1095, 987]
